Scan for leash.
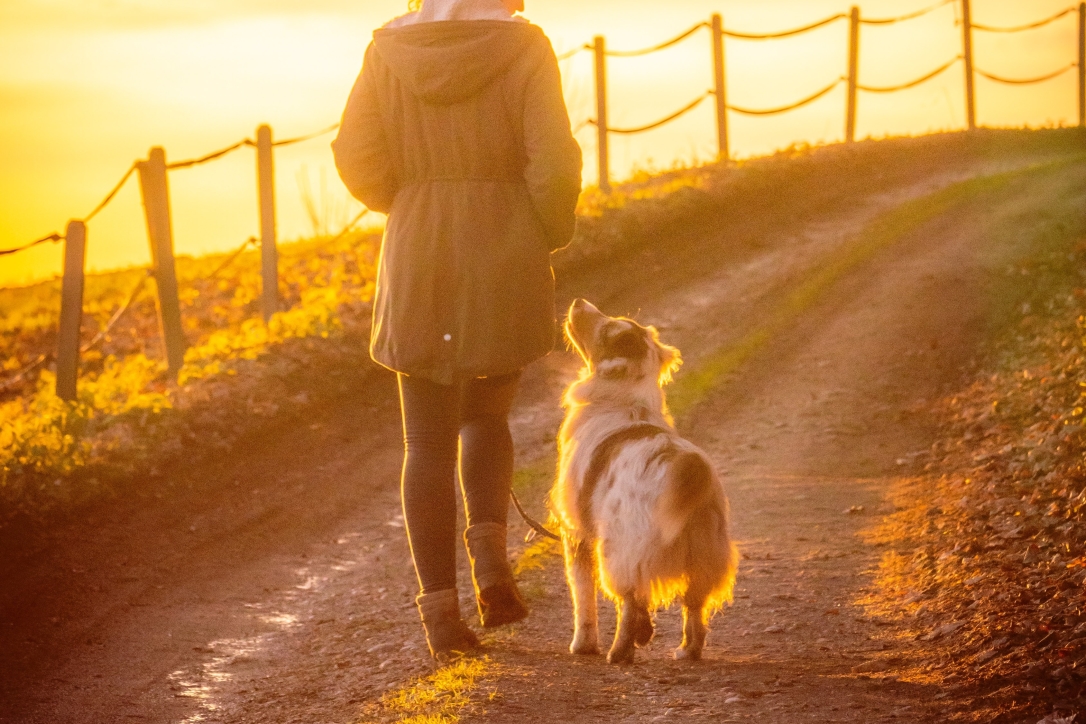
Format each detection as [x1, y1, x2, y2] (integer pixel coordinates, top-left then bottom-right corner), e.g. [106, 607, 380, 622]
[509, 490, 562, 542]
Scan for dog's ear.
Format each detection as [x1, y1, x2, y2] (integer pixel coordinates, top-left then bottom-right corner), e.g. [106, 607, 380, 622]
[648, 326, 682, 385]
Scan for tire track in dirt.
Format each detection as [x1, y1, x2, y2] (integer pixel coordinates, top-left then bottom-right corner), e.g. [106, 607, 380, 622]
[0, 144, 1080, 724]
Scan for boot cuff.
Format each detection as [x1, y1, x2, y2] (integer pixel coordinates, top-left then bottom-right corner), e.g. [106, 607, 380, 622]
[416, 588, 461, 623]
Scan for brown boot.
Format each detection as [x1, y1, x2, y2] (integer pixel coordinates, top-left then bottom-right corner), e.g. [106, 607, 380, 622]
[416, 589, 480, 662]
[464, 522, 529, 628]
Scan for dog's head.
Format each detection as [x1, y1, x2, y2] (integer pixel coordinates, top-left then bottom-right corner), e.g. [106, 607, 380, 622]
[565, 299, 681, 385]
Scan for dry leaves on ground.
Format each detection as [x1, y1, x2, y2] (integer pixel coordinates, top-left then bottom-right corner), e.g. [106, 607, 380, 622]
[864, 241, 1086, 723]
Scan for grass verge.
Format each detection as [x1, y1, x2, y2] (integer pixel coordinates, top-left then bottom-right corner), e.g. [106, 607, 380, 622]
[361, 657, 497, 723]
[666, 156, 1084, 419]
[4, 130, 1084, 523]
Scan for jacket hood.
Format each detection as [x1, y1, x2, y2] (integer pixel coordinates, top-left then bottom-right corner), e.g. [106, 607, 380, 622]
[373, 21, 543, 106]
[385, 0, 522, 26]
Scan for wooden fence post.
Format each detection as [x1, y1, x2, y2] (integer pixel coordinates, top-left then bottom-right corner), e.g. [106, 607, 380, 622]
[846, 6, 860, 143]
[55, 220, 86, 401]
[137, 147, 187, 378]
[1079, 2, 1085, 128]
[256, 124, 279, 322]
[711, 14, 729, 161]
[593, 35, 611, 193]
[962, 0, 976, 130]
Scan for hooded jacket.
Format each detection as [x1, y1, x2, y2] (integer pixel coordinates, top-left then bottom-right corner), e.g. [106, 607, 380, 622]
[332, 13, 582, 384]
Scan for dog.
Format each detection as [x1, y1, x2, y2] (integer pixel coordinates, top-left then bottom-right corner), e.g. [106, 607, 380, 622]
[552, 299, 738, 664]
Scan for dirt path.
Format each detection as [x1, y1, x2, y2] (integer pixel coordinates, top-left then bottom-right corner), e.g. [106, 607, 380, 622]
[1, 145, 1082, 724]
[485, 177, 1040, 724]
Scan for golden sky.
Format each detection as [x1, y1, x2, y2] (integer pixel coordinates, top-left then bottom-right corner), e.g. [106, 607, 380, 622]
[0, 0, 1078, 286]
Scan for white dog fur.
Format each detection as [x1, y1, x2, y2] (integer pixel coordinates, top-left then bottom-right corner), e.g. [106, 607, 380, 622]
[552, 299, 738, 664]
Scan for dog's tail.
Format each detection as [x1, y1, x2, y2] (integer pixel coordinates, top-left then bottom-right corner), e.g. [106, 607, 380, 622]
[656, 450, 716, 544]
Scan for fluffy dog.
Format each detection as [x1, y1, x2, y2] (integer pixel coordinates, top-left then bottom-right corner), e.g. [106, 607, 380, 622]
[552, 299, 738, 664]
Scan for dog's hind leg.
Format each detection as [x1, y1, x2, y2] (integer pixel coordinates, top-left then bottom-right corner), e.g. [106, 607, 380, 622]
[632, 600, 654, 647]
[675, 589, 708, 661]
[564, 537, 600, 655]
[608, 595, 651, 664]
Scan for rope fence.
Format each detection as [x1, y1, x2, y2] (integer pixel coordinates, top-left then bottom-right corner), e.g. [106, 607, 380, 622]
[0, 233, 63, 257]
[857, 57, 962, 93]
[728, 79, 845, 116]
[273, 123, 340, 148]
[1, 119, 359, 399]
[167, 140, 251, 170]
[85, 164, 137, 223]
[860, 0, 956, 25]
[3, 1, 1085, 397]
[556, 46, 587, 62]
[722, 14, 846, 40]
[579, 1, 1085, 190]
[972, 7, 1076, 33]
[604, 23, 708, 57]
[975, 63, 1079, 85]
[599, 91, 713, 134]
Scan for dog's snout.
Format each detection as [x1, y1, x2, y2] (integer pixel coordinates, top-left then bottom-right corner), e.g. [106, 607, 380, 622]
[568, 298, 601, 320]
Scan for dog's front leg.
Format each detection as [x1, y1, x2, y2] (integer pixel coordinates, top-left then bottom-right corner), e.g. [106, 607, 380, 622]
[608, 595, 651, 665]
[564, 536, 600, 655]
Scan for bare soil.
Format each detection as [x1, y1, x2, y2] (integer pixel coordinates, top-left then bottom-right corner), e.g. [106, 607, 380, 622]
[1, 140, 1083, 724]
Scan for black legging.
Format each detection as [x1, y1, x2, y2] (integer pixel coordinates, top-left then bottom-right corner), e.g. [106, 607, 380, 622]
[398, 372, 520, 595]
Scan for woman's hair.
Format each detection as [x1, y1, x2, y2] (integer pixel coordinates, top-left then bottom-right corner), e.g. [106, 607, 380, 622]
[408, 0, 422, 10]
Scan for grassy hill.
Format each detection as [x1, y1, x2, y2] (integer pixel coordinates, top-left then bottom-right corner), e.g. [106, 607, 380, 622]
[1, 127, 1082, 520]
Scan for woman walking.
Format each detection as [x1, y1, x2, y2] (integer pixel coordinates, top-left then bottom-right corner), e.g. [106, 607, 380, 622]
[332, 0, 582, 661]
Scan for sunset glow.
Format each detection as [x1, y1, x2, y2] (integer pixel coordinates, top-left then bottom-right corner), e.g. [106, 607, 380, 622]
[0, 0, 1078, 286]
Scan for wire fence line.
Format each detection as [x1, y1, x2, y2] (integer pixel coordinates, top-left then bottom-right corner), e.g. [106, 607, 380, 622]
[0, 353, 51, 394]
[321, 208, 372, 248]
[2, 266, 150, 393]
[77, 269, 154, 357]
[3, 266, 153, 396]
[205, 237, 260, 281]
